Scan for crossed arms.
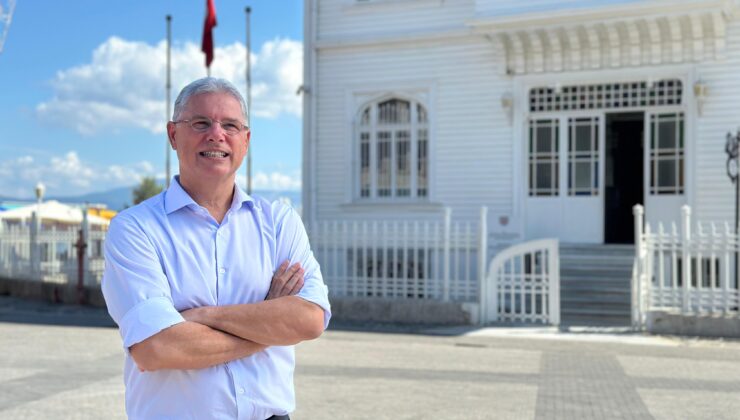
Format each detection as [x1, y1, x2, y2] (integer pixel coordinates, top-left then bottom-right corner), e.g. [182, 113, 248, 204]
[130, 261, 325, 372]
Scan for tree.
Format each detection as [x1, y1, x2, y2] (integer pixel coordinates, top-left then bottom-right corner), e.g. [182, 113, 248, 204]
[132, 177, 163, 205]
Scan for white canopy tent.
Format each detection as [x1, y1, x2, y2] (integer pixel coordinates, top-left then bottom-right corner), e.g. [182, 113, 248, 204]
[0, 200, 110, 227]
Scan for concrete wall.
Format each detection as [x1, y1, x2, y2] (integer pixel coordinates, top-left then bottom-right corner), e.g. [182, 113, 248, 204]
[0, 277, 107, 308]
[326, 297, 476, 325]
[647, 310, 740, 338]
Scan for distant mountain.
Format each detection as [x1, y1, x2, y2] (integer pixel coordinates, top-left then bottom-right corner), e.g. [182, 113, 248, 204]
[1, 185, 302, 212]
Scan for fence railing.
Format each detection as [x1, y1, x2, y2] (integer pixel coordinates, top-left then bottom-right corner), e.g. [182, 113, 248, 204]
[307, 207, 488, 302]
[633, 205, 740, 329]
[481, 239, 560, 325]
[0, 211, 105, 286]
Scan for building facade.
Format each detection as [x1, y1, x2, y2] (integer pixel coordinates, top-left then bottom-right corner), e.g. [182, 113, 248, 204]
[302, 0, 740, 246]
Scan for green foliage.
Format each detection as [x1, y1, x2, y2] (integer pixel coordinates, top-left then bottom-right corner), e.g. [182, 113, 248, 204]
[132, 177, 163, 205]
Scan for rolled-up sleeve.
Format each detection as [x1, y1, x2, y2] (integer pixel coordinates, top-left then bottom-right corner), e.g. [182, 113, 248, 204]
[102, 214, 185, 350]
[273, 204, 331, 329]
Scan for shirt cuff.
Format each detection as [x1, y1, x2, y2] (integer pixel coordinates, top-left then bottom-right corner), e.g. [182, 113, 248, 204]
[297, 284, 332, 329]
[118, 296, 185, 352]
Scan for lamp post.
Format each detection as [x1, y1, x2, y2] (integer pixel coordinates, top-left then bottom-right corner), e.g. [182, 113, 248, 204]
[31, 182, 44, 279]
[726, 129, 739, 288]
[34, 182, 45, 205]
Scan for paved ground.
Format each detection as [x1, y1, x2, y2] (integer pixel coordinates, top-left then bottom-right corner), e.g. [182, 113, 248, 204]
[1, 296, 740, 419]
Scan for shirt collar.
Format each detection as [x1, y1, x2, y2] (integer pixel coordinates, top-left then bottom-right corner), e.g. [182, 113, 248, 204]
[164, 176, 254, 215]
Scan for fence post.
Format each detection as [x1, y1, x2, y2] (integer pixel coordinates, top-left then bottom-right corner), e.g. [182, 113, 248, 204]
[477, 207, 488, 324]
[30, 211, 40, 280]
[549, 240, 560, 326]
[632, 205, 645, 330]
[442, 207, 452, 301]
[681, 205, 692, 314]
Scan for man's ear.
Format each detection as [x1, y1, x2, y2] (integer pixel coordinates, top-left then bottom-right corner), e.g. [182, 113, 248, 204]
[166, 122, 177, 150]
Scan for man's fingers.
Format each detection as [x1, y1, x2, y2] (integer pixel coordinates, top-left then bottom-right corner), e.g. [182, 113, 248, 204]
[275, 260, 290, 276]
[286, 268, 305, 295]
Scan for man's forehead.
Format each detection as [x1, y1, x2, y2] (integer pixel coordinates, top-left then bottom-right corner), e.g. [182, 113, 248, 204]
[184, 92, 243, 116]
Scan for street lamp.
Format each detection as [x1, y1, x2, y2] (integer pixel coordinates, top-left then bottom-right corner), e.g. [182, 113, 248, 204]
[726, 129, 739, 288]
[34, 182, 45, 204]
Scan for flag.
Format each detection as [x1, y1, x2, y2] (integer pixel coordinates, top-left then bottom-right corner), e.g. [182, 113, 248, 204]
[202, 0, 217, 69]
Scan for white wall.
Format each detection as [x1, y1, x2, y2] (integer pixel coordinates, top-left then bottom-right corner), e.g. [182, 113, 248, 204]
[694, 20, 740, 223]
[314, 35, 514, 222]
[317, 0, 474, 41]
[474, 0, 644, 17]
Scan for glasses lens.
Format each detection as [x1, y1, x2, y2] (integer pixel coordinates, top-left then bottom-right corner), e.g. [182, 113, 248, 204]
[190, 119, 211, 131]
[220, 122, 241, 135]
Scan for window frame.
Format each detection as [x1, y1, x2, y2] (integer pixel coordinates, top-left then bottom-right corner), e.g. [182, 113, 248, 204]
[355, 97, 430, 202]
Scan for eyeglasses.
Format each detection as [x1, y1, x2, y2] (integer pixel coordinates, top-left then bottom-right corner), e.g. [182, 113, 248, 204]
[173, 117, 248, 135]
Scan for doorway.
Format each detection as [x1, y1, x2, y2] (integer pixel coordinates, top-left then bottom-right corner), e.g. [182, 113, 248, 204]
[604, 112, 644, 244]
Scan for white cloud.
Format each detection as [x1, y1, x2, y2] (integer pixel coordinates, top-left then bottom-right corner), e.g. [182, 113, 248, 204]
[0, 152, 158, 198]
[236, 170, 301, 191]
[36, 36, 303, 136]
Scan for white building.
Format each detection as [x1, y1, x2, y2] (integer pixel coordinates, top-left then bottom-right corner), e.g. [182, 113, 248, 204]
[302, 0, 740, 325]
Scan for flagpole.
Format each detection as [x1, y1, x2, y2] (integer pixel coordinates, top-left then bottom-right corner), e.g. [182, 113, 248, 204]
[245, 6, 252, 195]
[165, 14, 172, 188]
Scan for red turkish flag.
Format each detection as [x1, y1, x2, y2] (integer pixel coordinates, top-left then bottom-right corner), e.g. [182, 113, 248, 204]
[202, 0, 217, 69]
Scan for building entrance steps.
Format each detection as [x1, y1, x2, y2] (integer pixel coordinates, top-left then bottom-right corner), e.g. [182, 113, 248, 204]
[559, 243, 635, 327]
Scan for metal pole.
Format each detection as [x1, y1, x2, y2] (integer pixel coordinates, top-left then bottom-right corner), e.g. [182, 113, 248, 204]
[246, 6, 252, 194]
[165, 15, 172, 188]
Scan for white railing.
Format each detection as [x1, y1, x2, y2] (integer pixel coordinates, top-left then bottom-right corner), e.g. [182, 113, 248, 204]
[0, 211, 106, 286]
[481, 239, 560, 325]
[308, 207, 488, 302]
[633, 205, 740, 329]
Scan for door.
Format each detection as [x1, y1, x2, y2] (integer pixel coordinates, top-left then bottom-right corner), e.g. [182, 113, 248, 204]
[526, 114, 604, 243]
[644, 112, 686, 228]
[604, 112, 644, 243]
[561, 115, 604, 243]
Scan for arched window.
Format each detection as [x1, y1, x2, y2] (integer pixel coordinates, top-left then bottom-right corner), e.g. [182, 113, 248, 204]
[357, 98, 428, 200]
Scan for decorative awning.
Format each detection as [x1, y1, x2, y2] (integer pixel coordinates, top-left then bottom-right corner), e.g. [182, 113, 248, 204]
[469, 0, 738, 75]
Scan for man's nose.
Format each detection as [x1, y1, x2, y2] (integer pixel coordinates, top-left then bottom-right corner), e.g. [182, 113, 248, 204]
[206, 123, 227, 140]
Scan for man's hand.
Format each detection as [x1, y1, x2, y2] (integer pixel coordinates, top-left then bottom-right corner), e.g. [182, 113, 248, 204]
[266, 260, 304, 300]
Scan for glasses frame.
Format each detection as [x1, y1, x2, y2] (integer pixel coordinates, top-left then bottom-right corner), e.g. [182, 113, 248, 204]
[173, 117, 248, 135]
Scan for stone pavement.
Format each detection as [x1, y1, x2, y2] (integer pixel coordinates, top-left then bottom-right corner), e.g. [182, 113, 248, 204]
[1, 296, 740, 419]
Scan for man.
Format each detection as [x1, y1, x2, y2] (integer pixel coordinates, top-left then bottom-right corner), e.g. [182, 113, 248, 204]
[102, 77, 330, 420]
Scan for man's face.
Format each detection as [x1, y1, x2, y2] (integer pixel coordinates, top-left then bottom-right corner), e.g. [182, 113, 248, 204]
[167, 92, 250, 185]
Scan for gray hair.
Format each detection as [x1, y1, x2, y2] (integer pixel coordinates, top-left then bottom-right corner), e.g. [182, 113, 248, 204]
[172, 77, 249, 124]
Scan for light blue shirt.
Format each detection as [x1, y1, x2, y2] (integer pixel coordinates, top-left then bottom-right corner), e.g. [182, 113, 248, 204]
[102, 177, 331, 420]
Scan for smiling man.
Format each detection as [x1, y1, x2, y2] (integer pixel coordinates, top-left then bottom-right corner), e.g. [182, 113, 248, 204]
[101, 77, 330, 420]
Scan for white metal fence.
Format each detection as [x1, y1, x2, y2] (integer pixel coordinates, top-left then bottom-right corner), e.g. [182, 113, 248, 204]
[0, 212, 105, 286]
[481, 239, 560, 325]
[633, 205, 740, 329]
[308, 208, 488, 302]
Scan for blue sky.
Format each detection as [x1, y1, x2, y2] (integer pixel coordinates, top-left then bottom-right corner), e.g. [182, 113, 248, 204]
[0, 0, 303, 198]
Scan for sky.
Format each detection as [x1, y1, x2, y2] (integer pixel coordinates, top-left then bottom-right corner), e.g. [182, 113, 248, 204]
[0, 0, 304, 199]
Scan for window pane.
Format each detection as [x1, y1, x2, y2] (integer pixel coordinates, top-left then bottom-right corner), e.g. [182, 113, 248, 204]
[658, 118, 677, 149]
[360, 132, 370, 197]
[360, 107, 371, 126]
[529, 119, 559, 196]
[396, 131, 410, 197]
[658, 159, 677, 188]
[536, 127, 554, 152]
[536, 162, 554, 189]
[378, 99, 410, 124]
[650, 113, 684, 195]
[575, 162, 591, 190]
[418, 129, 428, 197]
[417, 104, 428, 123]
[377, 131, 391, 197]
[575, 125, 592, 152]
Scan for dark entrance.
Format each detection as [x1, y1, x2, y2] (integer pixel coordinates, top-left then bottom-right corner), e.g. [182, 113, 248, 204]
[605, 112, 644, 244]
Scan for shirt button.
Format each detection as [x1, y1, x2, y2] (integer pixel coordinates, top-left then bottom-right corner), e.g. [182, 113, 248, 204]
[237, 387, 245, 394]
[219, 268, 226, 274]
